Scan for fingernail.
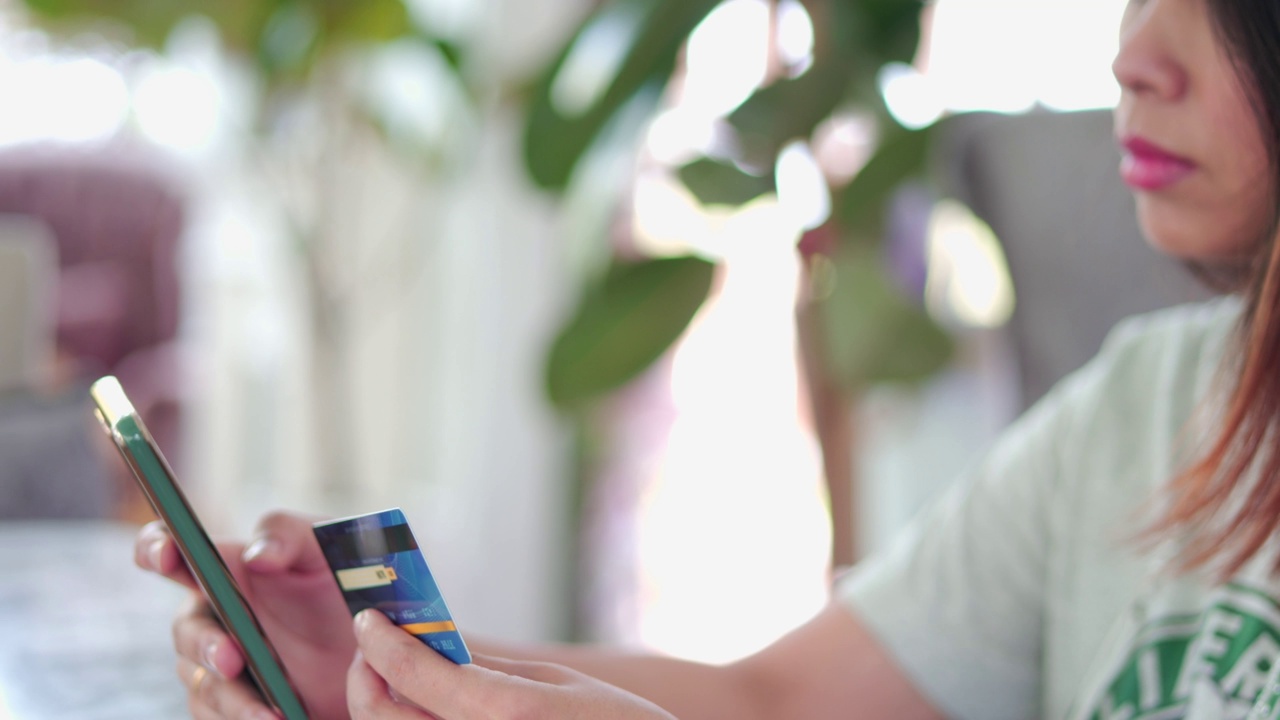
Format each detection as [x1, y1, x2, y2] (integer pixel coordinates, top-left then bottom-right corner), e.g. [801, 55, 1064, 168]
[203, 641, 222, 677]
[354, 609, 377, 632]
[243, 536, 277, 564]
[148, 539, 164, 570]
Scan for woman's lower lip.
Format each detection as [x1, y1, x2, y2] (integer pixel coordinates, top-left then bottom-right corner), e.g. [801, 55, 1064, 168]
[1120, 153, 1196, 190]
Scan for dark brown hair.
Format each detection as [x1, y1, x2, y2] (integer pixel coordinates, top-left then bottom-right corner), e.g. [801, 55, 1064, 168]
[1150, 0, 1280, 575]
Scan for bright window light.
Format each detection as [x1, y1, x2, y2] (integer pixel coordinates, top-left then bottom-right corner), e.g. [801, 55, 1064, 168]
[925, 199, 1015, 328]
[1030, 1, 1124, 110]
[775, 0, 815, 74]
[133, 62, 220, 152]
[637, 197, 829, 664]
[0, 56, 128, 146]
[630, 172, 719, 258]
[680, 0, 771, 121]
[644, 109, 720, 166]
[879, 62, 945, 130]
[923, 0, 1124, 113]
[775, 140, 830, 230]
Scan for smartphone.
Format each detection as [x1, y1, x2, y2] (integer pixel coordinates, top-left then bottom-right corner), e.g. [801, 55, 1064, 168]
[90, 376, 310, 719]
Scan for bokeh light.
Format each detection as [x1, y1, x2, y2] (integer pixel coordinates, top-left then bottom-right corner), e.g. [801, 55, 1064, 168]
[775, 140, 830, 230]
[133, 61, 220, 152]
[925, 199, 1016, 329]
[0, 54, 128, 146]
[924, 0, 1123, 113]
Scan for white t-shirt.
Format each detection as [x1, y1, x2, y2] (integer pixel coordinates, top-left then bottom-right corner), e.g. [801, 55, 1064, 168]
[837, 296, 1280, 720]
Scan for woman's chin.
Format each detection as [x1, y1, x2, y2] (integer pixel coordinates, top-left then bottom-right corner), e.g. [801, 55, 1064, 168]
[1135, 195, 1269, 263]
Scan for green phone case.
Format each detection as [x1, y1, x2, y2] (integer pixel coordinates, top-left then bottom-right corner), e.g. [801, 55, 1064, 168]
[91, 376, 309, 719]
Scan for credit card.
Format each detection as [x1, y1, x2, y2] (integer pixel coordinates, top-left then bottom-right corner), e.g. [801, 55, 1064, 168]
[313, 508, 471, 664]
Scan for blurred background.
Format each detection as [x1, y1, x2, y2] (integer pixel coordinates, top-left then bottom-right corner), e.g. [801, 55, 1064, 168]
[0, 0, 1215, 713]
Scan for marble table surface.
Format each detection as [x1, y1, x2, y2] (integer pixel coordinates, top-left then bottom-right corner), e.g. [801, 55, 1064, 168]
[0, 521, 190, 719]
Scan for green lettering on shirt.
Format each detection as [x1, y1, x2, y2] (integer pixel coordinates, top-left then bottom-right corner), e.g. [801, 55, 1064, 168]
[1088, 585, 1280, 720]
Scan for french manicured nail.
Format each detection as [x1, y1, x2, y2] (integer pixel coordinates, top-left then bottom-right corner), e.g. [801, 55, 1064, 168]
[243, 536, 277, 563]
[148, 539, 165, 569]
[203, 641, 221, 676]
[355, 609, 377, 632]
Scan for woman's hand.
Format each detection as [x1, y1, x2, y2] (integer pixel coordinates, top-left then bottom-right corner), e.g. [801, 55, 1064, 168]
[349, 610, 677, 720]
[135, 512, 357, 719]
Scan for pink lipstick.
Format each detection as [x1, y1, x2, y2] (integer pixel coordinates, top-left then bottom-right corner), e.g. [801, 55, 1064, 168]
[1119, 136, 1196, 191]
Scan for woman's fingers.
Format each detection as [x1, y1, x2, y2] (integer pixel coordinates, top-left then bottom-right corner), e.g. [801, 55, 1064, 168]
[353, 610, 484, 715]
[135, 520, 197, 589]
[352, 611, 563, 720]
[177, 656, 278, 720]
[353, 612, 676, 720]
[348, 653, 438, 720]
[136, 510, 328, 582]
[172, 592, 247, 682]
[243, 511, 333, 574]
[134, 521, 249, 591]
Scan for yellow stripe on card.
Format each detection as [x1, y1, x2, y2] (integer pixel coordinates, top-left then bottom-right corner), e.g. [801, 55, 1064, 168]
[400, 621, 457, 635]
[336, 565, 397, 591]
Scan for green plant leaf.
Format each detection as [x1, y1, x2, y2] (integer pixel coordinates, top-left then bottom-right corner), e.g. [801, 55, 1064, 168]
[835, 120, 936, 243]
[677, 157, 775, 207]
[725, 0, 925, 167]
[819, 247, 952, 388]
[429, 37, 465, 74]
[20, 0, 273, 53]
[21, 0, 195, 47]
[545, 255, 715, 408]
[727, 0, 873, 165]
[200, 0, 273, 52]
[726, 57, 852, 167]
[22, 0, 83, 18]
[522, 0, 721, 191]
[332, 0, 412, 43]
[860, 0, 926, 66]
[257, 1, 320, 78]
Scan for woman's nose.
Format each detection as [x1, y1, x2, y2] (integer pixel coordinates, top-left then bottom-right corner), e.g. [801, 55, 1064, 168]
[1112, 0, 1187, 101]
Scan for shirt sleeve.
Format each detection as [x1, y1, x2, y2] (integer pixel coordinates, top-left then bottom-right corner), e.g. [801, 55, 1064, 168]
[836, 351, 1101, 720]
[834, 299, 1239, 720]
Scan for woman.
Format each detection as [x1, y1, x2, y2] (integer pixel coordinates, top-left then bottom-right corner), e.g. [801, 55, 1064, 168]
[137, 0, 1280, 716]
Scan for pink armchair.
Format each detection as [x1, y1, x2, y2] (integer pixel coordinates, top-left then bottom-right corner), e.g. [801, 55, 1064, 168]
[0, 143, 189, 518]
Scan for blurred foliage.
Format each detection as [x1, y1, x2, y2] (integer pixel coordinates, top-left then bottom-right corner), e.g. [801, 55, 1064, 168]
[19, 0, 458, 153]
[820, 245, 951, 384]
[20, 0, 954, 408]
[19, 0, 957, 620]
[22, 0, 259, 50]
[677, 158, 775, 207]
[545, 255, 716, 409]
[838, 121, 935, 243]
[522, 0, 724, 190]
[529, 0, 952, 403]
[21, 0, 416, 81]
[18, 0, 464, 500]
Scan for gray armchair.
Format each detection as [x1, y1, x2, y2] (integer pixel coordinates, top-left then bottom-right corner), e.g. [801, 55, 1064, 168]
[941, 109, 1214, 409]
